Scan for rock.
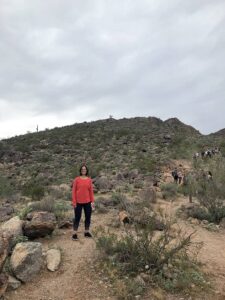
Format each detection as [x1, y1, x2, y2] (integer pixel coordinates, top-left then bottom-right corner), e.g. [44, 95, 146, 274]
[0, 273, 8, 298]
[0, 206, 14, 222]
[139, 272, 151, 282]
[189, 218, 200, 225]
[154, 218, 166, 231]
[10, 242, 43, 282]
[116, 173, 124, 181]
[59, 183, 70, 192]
[134, 275, 146, 287]
[26, 212, 35, 221]
[23, 211, 57, 239]
[6, 275, 21, 291]
[138, 187, 157, 204]
[58, 219, 73, 229]
[94, 176, 113, 191]
[0, 234, 9, 272]
[128, 169, 139, 180]
[219, 217, 225, 229]
[46, 249, 61, 272]
[1, 216, 23, 249]
[164, 134, 171, 140]
[201, 220, 209, 225]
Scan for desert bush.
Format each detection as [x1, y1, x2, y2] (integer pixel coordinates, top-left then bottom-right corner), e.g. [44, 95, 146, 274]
[47, 186, 65, 200]
[94, 193, 131, 212]
[191, 208, 210, 221]
[161, 183, 178, 200]
[133, 181, 144, 189]
[0, 174, 13, 197]
[13, 235, 29, 245]
[109, 192, 128, 208]
[19, 197, 70, 221]
[22, 178, 45, 200]
[18, 206, 33, 220]
[114, 277, 146, 300]
[133, 156, 158, 175]
[191, 157, 225, 223]
[54, 200, 71, 220]
[94, 197, 109, 213]
[167, 135, 197, 160]
[138, 187, 156, 205]
[95, 219, 206, 298]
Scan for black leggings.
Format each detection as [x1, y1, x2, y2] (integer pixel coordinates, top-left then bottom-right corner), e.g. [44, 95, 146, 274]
[73, 202, 92, 231]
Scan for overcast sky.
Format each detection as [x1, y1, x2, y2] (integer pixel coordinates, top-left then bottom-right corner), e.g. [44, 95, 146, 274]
[0, 0, 225, 138]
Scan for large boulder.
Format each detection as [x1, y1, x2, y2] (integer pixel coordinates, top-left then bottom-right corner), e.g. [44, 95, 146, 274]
[0, 273, 8, 298]
[94, 176, 113, 191]
[0, 234, 9, 272]
[46, 249, 61, 272]
[10, 242, 42, 282]
[23, 211, 57, 239]
[0, 205, 14, 222]
[1, 216, 23, 249]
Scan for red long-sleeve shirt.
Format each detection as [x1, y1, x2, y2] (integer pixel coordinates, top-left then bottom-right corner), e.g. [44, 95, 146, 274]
[72, 176, 94, 207]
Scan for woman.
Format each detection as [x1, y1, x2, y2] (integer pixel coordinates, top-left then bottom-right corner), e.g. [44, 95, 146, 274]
[71, 164, 95, 241]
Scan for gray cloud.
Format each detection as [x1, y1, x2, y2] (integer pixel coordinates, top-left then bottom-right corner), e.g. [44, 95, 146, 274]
[0, 0, 225, 137]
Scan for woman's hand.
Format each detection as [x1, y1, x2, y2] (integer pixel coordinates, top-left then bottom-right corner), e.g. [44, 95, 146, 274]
[91, 202, 95, 210]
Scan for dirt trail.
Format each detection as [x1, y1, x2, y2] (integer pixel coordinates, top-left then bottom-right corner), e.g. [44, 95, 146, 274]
[5, 212, 116, 300]
[4, 193, 225, 300]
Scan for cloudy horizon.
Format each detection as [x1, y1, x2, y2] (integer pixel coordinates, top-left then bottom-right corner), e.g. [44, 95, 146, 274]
[0, 0, 225, 139]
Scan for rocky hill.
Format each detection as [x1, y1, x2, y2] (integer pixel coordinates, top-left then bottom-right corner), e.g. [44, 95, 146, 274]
[0, 116, 223, 203]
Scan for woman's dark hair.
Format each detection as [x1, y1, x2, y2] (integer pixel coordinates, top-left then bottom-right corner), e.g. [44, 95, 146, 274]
[79, 165, 89, 176]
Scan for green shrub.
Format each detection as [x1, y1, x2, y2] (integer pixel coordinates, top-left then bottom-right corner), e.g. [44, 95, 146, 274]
[20, 197, 71, 221]
[190, 157, 225, 223]
[133, 156, 158, 174]
[161, 183, 178, 200]
[13, 235, 29, 245]
[138, 187, 156, 205]
[110, 192, 128, 208]
[22, 178, 45, 200]
[94, 197, 109, 213]
[18, 206, 33, 220]
[95, 219, 206, 298]
[29, 196, 55, 212]
[0, 175, 13, 197]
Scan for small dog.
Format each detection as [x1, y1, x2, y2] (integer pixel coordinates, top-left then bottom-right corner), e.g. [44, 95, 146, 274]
[119, 210, 130, 225]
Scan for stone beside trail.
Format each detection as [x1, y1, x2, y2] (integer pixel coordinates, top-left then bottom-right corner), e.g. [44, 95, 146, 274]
[10, 242, 43, 282]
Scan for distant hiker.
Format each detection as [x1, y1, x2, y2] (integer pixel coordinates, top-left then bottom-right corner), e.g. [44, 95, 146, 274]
[215, 147, 220, 154]
[193, 152, 199, 159]
[201, 151, 205, 159]
[207, 150, 212, 158]
[171, 168, 178, 184]
[177, 170, 183, 184]
[207, 171, 213, 180]
[71, 164, 95, 241]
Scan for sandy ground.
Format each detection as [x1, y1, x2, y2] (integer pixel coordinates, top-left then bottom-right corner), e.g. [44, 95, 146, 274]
[4, 195, 225, 300]
[5, 212, 116, 300]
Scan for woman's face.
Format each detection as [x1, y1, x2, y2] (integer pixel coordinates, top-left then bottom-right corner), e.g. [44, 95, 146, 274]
[81, 166, 87, 176]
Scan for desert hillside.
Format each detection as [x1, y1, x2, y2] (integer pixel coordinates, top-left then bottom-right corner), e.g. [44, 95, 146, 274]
[0, 116, 225, 300]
